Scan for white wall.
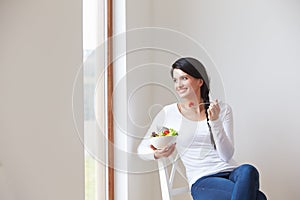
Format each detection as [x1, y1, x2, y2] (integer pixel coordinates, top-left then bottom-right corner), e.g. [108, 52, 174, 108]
[0, 1, 84, 200]
[127, 0, 300, 199]
[125, 1, 162, 200]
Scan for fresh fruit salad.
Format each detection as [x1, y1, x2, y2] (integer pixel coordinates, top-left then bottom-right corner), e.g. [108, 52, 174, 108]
[151, 127, 178, 137]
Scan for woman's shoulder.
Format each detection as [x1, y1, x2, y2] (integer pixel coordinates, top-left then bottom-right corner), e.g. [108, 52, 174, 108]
[160, 102, 179, 114]
[153, 103, 180, 122]
[163, 102, 178, 110]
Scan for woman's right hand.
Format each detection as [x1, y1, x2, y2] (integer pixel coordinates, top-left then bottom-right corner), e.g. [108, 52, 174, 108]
[150, 143, 176, 159]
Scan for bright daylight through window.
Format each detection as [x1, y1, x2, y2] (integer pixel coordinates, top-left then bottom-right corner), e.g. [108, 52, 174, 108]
[83, 0, 106, 200]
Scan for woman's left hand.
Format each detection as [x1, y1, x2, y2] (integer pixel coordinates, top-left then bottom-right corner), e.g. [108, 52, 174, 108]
[208, 100, 220, 121]
[150, 143, 176, 159]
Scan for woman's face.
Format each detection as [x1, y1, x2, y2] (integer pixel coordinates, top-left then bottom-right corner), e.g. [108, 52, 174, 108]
[172, 68, 203, 100]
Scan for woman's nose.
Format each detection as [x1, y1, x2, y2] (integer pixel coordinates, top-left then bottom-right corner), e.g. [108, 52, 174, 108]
[176, 80, 183, 87]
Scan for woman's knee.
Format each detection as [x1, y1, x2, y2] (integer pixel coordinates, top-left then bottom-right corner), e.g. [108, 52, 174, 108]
[242, 164, 259, 174]
[231, 164, 260, 181]
[241, 164, 259, 179]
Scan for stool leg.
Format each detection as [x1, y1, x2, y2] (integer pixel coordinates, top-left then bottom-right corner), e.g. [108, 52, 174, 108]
[158, 159, 172, 200]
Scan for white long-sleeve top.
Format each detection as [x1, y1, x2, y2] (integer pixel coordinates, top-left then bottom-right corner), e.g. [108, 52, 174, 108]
[137, 102, 238, 188]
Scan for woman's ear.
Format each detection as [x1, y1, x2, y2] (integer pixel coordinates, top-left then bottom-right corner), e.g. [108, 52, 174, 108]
[198, 79, 204, 88]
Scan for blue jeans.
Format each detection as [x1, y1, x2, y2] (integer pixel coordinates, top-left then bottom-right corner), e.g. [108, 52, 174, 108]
[191, 164, 267, 200]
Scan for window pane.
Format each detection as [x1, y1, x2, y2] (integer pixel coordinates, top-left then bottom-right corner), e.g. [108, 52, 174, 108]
[83, 0, 105, 200]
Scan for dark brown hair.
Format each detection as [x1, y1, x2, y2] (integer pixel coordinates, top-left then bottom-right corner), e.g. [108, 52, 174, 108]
[171, 57, 216, 148]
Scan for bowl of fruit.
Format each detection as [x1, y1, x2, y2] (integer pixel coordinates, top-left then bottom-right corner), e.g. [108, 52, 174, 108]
[150, 127, 178, 149]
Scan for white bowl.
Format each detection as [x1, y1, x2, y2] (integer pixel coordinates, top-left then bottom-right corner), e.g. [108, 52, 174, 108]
[150, 136, 177, 149]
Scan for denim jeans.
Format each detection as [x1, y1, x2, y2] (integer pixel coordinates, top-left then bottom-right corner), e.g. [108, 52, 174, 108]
[191, 164, 267, 200]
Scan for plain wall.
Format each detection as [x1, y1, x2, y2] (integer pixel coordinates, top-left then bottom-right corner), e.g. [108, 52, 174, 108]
[127, 0, 300, 200]
[125, 1, 163, 200]
[0, 1, 84, 200]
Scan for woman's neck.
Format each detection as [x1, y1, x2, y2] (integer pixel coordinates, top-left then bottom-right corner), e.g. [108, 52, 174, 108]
[179, 99, 206, 114]
[181, 98, 203, 108]
[178, 100, 207, 121]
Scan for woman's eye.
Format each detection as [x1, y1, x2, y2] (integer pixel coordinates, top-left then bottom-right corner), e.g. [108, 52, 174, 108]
[182, 77, 188, 80]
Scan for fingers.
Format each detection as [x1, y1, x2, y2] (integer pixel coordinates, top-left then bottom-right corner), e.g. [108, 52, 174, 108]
[167, 143, 176, 155]
[153, 143, 176, 159]
[165, 143, 176, 156]
[209, 99, 220, 110]
[208, 99, 220, 121]
[165, 143, 176, 152]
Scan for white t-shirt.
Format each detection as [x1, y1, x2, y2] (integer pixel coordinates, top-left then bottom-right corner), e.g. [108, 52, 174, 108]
[137, 102, 238, 188]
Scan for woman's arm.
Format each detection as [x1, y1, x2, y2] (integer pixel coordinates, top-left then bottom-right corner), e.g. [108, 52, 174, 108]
[210, 104, 235, 162]
[137, 106, 177, 160]
[137, 108, 166, 160]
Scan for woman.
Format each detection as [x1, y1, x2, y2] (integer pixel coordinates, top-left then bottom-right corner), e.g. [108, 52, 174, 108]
[137, 57, 267, 200]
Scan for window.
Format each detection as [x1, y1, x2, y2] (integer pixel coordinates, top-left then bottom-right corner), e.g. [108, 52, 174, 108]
[83, 0, 106, 199]
[83, 0, 127, 199]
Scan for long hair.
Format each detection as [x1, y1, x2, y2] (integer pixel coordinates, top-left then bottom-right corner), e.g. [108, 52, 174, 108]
[171, 57, 216, 149]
